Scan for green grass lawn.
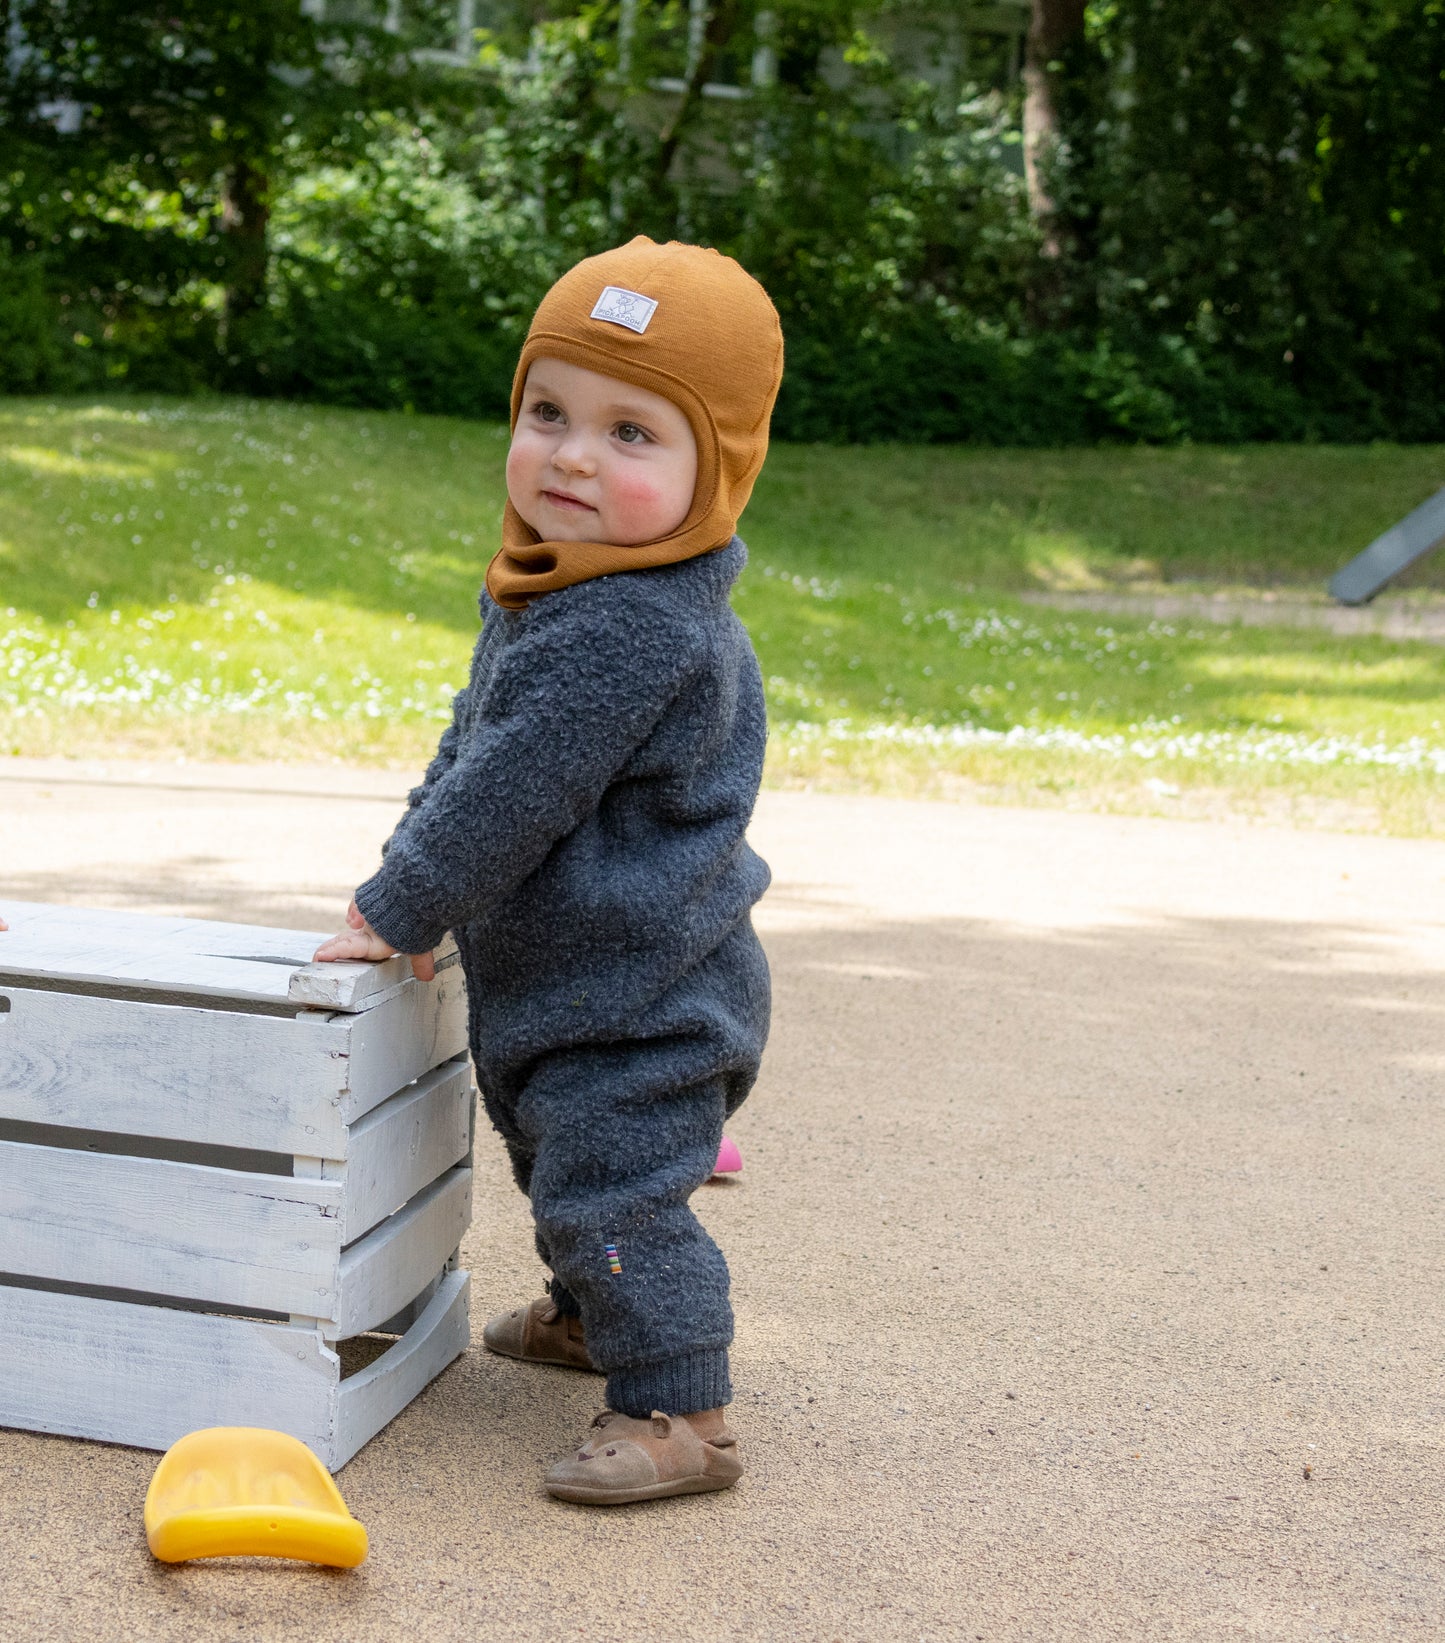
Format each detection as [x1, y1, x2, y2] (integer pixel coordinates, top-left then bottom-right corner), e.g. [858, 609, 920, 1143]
[3, 396, 1444, 833]
[754, 438, 1445, 595]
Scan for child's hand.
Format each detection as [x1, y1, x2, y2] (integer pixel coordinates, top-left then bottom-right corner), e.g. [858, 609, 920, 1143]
[313, 903, 436, 981]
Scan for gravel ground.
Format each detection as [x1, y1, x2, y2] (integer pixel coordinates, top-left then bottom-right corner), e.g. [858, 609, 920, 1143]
[1, 757, 1443, 1642]
[1018, 588, 1445, 641]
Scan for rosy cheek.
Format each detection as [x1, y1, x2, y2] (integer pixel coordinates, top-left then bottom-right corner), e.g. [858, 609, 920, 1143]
[504, 441, 531, 491]
[605, 475, 679, 540]
[505, 439, 548, 532]
[611, 475, 664, 515]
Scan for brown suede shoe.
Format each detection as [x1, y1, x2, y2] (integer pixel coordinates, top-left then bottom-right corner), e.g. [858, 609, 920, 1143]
[544, 1409, 743, 1505]
[482, 1296, 599, 1372]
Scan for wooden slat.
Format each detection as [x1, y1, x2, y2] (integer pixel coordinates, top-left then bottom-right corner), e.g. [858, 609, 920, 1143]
[0, 1283, 336, 1456]
[376, 1267, 447, 1336]
[341, 968, 469, 1122]
[0, 985, 353, 1155]
[289, 941, 460, 1012]
[0, 1115, 290, 1176]
[0, 1140, 343, 1316]
[333, 1168, 472, 1339]
[0, 899, 458, 1014]
[0, 900, 334, 1006]
[334, 1270, 470, 1469]
[340, 1057, 473, 1243]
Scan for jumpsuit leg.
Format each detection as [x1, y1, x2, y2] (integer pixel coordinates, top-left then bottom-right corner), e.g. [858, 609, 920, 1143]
[514, 1036, 734, 1417]
[477, 919, 770, 1414]
[478, 1084, 584, 1311]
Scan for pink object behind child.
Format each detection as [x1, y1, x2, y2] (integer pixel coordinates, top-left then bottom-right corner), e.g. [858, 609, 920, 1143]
[713, 1135, 743, 1176]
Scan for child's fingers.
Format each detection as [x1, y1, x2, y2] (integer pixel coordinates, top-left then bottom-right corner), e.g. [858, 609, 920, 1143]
[346, 899, 365, 930]
[313, 930, 371, 963]
[410, 950, 436, 982]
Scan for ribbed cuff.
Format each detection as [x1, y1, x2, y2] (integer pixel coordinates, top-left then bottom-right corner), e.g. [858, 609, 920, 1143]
[353, 852, 450, 958]
[606, 1349, 731, 1418]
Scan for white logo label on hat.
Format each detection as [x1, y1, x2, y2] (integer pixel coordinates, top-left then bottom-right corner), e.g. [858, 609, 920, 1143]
[590, 286, 659, 334]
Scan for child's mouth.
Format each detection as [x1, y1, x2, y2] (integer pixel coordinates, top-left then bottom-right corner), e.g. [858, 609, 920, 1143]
[541, 489, 595, 512]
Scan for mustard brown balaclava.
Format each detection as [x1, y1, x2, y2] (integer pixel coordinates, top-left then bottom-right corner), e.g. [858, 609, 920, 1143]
[486, 237, 784, 610]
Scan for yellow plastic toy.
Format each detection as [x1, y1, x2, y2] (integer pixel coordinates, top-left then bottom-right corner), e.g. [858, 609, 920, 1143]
[144, 1428, 369, 1567]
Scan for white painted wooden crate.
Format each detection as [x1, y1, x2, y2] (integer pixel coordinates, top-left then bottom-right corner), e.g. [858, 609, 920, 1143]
[0, 900, 475, 1469]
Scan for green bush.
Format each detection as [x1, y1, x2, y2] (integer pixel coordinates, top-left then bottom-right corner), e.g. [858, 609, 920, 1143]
[236, 284, 516, 415]
[0, 246, 67, 392]
[770, 325, 1332, 445]
[1056, 0, 1445, 444]
[3, 1, 1443, 444]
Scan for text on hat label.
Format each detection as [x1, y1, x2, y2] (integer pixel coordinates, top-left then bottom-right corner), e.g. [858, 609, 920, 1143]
[590, 286, 659, 334]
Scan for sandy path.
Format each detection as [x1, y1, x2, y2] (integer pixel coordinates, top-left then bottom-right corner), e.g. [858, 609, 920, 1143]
[1018, 587, 1445, 641]
[1, 758, 1443, 1641]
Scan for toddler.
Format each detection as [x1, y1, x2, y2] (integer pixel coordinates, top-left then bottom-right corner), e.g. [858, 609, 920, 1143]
[315, 238, 782, 1505]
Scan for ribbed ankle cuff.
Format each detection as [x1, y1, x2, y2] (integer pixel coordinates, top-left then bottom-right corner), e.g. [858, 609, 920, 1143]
[606, 1349, 731, 1418]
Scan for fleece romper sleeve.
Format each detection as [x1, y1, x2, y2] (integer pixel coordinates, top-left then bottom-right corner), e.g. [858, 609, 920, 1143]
[378, 689, 466, 859]
[352, 583, 701, 956]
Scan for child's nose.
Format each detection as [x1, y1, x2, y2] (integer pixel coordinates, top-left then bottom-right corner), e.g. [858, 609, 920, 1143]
[551, 435, 596, 476]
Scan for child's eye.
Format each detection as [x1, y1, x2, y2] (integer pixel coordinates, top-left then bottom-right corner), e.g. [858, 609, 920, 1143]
[533, 401, 564, 424]
[615, 422, 650, 445]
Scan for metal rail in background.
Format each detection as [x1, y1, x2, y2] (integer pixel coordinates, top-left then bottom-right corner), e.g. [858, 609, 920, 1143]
[1329, 487, 1445, 605]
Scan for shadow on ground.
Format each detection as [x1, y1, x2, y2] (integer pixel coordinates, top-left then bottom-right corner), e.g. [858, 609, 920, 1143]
[0, 859, 346, 930]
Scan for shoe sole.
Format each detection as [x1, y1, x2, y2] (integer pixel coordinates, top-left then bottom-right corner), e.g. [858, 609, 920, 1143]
[545, 1472, 741, 1506]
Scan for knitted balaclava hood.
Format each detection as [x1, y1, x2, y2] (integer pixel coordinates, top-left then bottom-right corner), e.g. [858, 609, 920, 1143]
[486, 237, 784, 610]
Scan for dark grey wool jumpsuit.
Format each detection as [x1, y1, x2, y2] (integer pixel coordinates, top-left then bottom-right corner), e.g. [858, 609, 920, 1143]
[354, 538, 771, 1418]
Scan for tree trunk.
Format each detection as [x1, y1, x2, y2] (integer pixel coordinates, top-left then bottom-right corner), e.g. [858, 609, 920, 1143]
[1022, 0, 1086, 261]
[221, 157, 271, 324]
[646, 0, 744, 201]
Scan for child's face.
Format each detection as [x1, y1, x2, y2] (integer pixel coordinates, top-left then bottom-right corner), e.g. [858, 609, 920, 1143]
[507, 357, 699, 545]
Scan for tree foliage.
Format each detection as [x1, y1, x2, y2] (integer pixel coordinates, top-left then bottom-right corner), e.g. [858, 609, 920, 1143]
[1057, 0, 1445, 438]
[1, 0, 1442, 441]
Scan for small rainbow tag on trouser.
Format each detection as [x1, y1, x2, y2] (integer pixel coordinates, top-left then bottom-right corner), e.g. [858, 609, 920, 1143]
[605, 1243, 622, 1275]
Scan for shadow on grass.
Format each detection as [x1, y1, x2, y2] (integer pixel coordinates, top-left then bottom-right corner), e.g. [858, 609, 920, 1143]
[740, 572, 1445, 741]
[5, 401, 1444, 767]
[8, 401, 1445, 638]
[750, 439, 1445, 593]
[0, 398, 502, 632]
